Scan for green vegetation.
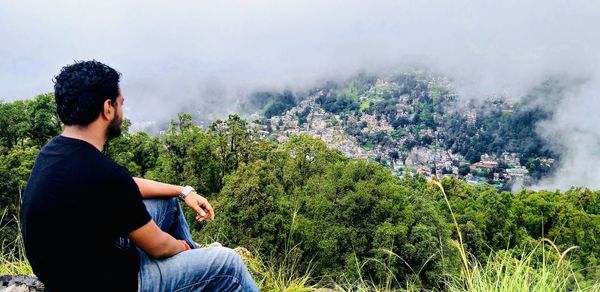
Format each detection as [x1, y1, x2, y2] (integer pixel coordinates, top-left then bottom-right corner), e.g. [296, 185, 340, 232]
[313, 73, 377, 115]
[362, 141, 375, 151]
[360, 100, 371, 112]
[0, 208, 33, 275]
[0, 94, 61, 248]
[429, 86, 445, 99]
[444, 245, 597, 292]
[340, 85, 361, 102]
[246, 90, 297, 118]
[1, 95, 599, 290]
[441, 103, 554, 166]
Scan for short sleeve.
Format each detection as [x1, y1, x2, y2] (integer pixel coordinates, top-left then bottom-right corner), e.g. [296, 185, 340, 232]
[108, 167, 152, 235]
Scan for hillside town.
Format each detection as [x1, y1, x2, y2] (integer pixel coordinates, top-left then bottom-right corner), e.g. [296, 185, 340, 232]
[259, 78, 554, 190]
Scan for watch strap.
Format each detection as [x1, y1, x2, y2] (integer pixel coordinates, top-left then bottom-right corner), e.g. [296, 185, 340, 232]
[179, 185, 195, 201]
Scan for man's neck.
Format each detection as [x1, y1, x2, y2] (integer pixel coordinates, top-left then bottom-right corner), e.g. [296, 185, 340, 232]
[61, 125, 107, 152]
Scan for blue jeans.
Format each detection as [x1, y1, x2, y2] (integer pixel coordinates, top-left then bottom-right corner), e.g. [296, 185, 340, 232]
[136, 198, 259, 292]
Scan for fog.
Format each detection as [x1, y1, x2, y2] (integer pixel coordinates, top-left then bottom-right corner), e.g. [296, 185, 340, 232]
[1, 0, 599, 189]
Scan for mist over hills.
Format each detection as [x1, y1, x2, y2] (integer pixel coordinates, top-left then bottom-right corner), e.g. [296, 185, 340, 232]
[2, 1, 599, 190]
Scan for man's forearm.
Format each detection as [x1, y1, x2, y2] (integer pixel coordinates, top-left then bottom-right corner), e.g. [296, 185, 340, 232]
[128, 220, 188, 258]
[133, 177, 184, 198]
[154, 232, 188, 258]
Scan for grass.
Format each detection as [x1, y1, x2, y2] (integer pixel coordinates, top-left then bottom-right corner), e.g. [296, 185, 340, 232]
[240, 244, 315, 292]
[0, 208, 32, 275]
[3, 183, 600, 291]
[329, 252, 421, 292]
[442, 246, 598, 292]
[431, 180, 600, 292]
[0, 253, 32, 275]
[290, 181, 600, 291]
[237, 208, 316, 291]
[239, 236, 600, 292]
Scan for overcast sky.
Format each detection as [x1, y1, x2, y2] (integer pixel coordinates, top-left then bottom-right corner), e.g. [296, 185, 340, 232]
[1, 0, 600, 189]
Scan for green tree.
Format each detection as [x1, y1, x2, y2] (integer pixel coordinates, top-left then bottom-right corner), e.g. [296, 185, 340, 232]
[209, 114, 258, 187]
[0, 145, 38, 250]
[105, 124, 160, 178]
[27, 94, 62, 148]
[0, 100, 30, 150]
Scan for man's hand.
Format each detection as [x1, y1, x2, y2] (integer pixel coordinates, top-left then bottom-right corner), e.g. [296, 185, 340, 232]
[184, 192, 215, 222]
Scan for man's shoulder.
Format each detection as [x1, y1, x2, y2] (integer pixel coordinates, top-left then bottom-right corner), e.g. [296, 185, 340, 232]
[40, 135, 101, 159]
[37, 136, 125, 177]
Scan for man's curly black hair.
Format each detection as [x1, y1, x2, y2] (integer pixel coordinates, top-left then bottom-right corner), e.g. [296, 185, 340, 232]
[53, 60, 122, 126]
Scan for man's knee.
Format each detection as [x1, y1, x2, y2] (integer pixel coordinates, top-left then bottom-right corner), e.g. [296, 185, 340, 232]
[184, 247, 257, 291]
[211, 247, 246, 273]
[216, 247, 243, 263]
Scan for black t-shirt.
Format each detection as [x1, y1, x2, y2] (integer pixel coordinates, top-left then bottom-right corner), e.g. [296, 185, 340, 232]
[21, 135, 151, 292]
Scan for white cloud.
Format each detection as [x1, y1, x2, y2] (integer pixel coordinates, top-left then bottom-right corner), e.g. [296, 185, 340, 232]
[1, 0, 599, 189]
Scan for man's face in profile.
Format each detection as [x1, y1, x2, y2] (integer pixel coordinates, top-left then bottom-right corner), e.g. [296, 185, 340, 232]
[107, 95, 124, 139]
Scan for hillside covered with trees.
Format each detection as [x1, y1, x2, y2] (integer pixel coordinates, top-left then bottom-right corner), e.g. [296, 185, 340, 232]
[1, 94, 599, 289]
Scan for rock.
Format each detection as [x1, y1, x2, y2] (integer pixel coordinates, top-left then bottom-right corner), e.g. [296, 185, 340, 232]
[3, 284, 30, 292]
[233, 247, 253, 262]
[207, 242, 223, 248]
[0, 275, 45, 292]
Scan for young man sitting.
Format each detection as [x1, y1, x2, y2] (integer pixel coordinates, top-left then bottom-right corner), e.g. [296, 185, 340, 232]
[21, 60, 259, 291]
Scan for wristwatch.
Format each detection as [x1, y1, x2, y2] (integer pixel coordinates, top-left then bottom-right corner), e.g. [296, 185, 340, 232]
[179, 185, 195, 201]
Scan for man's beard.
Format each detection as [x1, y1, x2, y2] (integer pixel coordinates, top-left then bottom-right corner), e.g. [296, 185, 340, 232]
[107, 114, 122, 139]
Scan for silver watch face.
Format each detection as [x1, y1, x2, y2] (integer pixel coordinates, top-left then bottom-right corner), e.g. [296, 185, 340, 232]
[179, 186, 194, 200]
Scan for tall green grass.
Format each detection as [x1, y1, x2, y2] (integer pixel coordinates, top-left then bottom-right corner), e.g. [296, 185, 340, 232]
[329, 253, 421, 292]
[3, 181, 600, 291]
[0, 208, 32, 275]
[317, 181, 600, 291]
[239, 244, 315, 292]
[443, 244, 598, 292]
[251, 208, 316, 291]
[431, 180, 600, 292]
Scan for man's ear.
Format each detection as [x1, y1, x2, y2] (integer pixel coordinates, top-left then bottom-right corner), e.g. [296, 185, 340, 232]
[101, 99, 115, 120]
